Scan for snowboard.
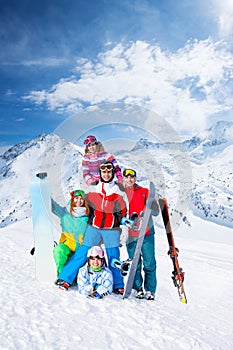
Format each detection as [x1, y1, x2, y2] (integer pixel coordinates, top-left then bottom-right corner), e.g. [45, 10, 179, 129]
[30, 172, 56, 282]
[123, 181, 155, 299]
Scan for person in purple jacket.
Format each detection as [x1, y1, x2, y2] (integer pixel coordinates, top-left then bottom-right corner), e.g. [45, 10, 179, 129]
[82, 135, 123, 185]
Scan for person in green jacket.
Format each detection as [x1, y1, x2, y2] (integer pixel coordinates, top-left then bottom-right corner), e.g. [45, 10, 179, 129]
[52, 189, 90, 279]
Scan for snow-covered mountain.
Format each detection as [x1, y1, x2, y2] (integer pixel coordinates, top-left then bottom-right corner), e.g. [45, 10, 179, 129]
[0, 134, 83, 228]
[185, 120, 233, 163]
[0, 121, 233, 229]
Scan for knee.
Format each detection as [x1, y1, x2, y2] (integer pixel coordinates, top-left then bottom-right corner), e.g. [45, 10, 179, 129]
[53, 244, 70, 257]
[144, 258, 157, 271]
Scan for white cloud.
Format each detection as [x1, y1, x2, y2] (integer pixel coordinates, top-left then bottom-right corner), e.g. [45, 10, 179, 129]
[5, 89, 13, 96]
[214, 0, 233, 37]
[24, 39, 233, 135]
[22, 57, 69, 67]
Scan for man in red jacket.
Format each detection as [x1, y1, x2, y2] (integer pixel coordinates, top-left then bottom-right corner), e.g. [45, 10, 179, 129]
[123, 168, 159, 300]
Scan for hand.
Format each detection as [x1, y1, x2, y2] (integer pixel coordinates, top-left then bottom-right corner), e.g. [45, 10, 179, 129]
[121, 217, 134, 228]
[78, 234, 83, 245]
[87, 175, 100, 186]
[95, 284, 109, 297]
[91, 180, 99, 185]
[117, 182, 125, 191]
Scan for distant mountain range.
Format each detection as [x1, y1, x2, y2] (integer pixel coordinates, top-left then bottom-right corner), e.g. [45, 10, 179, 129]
[0, 121, 232, 229]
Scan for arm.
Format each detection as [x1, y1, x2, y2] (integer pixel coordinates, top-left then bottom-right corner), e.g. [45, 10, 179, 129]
[94, 269, 113, 296]
[114, 194, 128, 226]
[77, 267, 93, 296]
[82, 157, 100, 185]
[106, 154, 123, 183]
[51, 198, 68, 218]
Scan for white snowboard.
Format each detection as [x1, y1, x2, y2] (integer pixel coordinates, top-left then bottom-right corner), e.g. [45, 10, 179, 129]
[30, 173, 56, 282]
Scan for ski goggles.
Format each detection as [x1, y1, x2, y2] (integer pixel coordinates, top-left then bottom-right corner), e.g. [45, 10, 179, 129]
[123, 169, 136, 177]
[99, 163, 113, 171]
[87, 247, 105, 258]
[84, 135, 97, 145]
[89, 256, 103, 260]
[70, 189, 86, 198]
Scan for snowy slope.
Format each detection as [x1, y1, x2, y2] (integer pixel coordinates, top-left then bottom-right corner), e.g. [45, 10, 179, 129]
[0, 213, 232, 349]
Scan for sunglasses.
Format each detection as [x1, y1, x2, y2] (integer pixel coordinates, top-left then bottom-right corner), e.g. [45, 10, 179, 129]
[100, 164, 113, 171]
[70, 189, 85, 198]
[123, 169, 136, 177]
[86, 141, 96, 147]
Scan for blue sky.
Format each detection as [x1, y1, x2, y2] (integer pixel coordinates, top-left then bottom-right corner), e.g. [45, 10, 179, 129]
[1, 0, 233, 147]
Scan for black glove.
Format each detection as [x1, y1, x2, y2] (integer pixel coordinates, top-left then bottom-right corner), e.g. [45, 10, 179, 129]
[91, 180, 99, 185]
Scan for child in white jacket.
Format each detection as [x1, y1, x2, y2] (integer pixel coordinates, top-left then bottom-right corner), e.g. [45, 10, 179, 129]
[77, 246, 113, 298]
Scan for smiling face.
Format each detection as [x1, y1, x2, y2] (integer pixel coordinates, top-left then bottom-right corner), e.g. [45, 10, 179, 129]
[89, 256, 103, 269]
[123, 174, 136, 188]
[73, 195, 85, 207]
[87, 142, 97, 153]
[100, 169, 113, 182]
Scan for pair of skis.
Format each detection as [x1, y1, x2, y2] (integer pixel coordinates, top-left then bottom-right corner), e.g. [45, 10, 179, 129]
[158, 197, 187, 303]
[117, 181, 187, 303]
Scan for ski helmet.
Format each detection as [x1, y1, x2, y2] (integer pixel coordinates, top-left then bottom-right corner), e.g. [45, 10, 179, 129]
[87, 246, 105, 259]
[84, 135, 97, 145]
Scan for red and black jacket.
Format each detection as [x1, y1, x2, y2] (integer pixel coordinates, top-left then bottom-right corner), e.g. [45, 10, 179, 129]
[86, 190, 127, 229]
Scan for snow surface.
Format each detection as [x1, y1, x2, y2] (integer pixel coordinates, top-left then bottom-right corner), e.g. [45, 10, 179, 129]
[0, 121, 233, 349]
[0, 213, 232, 350]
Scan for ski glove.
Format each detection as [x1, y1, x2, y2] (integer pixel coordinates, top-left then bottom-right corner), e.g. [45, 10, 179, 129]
[78, 234, 84, 246]
[86, 175, 100, 186]
[121, 213, 142, 231]
[121, 217, 134, 228]
[92, 283, 109, 298]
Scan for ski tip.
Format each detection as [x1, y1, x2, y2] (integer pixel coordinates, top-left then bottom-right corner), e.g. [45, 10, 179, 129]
[36, 172, 47, 179]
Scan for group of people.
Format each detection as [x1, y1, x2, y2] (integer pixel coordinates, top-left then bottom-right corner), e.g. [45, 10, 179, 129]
[52, 135, 159, 300]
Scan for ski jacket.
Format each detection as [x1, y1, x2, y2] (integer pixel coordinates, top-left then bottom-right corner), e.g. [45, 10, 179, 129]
[125, 184, 159, 237]
[78, 264, 113, 296]
[86, 181, 128, 229]
[82, 151, 123, 185]
[51, 198, 88, 250]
